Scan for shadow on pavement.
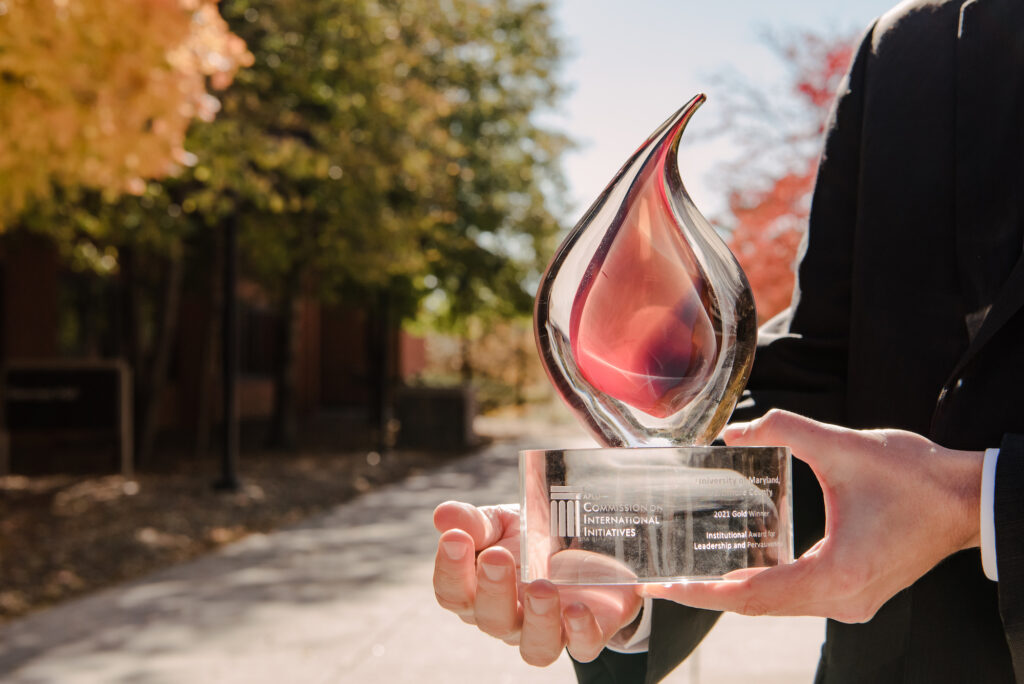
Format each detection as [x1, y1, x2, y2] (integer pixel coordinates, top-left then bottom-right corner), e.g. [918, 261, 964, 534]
[0, 435, 530, 680]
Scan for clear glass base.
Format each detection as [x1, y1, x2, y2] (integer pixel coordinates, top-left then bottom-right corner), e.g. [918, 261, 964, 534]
[520, 446, 793, 584]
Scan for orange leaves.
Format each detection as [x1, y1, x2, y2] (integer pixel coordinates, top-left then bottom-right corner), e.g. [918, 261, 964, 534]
[788, 34, 856, 130]
[0, 0, 252, 226]
[723, 31, 856, 322]
[727, 161, 817, 321]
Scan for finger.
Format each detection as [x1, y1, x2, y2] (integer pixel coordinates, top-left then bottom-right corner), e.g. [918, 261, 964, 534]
[640, 554, 818, 617]
[433, 529, 478, 623]
[563, 602, 605, 663]
[561, 584, 641, 639]
[519, 581, 565, 667]
[433, 501, 510, 550]
[474, 546, 522, 642]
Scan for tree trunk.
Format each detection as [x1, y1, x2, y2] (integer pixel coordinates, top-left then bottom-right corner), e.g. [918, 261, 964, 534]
[514, 336, 527, 407]
[136, 244, 185, 467]
[194, 228, 224, 459]
[119, 246, 142, 468]
[0, 246, 8, 473]
[459, 334, 473, 384]
[367, 289, 396, 452]
[119, 246, 140, 375]
[266, 267, 301, 450]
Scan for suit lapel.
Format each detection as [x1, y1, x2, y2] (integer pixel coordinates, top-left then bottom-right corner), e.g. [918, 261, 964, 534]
[950, 0, 1024, 375]
[950, 255, 1024, 382]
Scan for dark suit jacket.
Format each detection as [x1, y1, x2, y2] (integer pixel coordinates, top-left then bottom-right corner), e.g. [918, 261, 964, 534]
[574, 1, 1024, 682]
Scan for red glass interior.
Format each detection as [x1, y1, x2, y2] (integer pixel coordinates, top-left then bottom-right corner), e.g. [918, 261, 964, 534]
[569, 140, 718, 419]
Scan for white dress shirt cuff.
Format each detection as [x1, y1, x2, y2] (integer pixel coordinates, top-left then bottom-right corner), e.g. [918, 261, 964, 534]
[605, 597, 653, 653]
[981, 447, 999, 582]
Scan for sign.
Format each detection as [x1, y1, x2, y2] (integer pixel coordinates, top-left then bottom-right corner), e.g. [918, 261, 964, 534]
[4, 360, 132, 475]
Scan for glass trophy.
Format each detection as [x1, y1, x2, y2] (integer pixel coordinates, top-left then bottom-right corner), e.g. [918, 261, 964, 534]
[522, 94, 793, 584]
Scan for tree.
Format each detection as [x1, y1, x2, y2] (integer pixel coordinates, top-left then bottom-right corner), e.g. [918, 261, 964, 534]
[207, 0, 568, 445]
[13, 0, 453, 453]
[0, 0, 250, 467]
[5, 0, 569, 458]
[415, 0, 569, 381]
[16, 181, 209, 466]
[195, 0, 457, 448]
[0, 0, 251, 226]
[713, 31, 856, 321]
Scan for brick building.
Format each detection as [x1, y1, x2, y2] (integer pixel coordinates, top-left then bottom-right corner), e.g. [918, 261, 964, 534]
[0, 233, 431, 473]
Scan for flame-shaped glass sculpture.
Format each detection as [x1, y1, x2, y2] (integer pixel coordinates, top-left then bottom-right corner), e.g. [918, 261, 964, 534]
[520, 96, 792, 584]
[535, 94, 756, 447]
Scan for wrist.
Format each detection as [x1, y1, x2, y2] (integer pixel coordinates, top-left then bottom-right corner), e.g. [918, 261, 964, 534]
[946, 448, 984, 551]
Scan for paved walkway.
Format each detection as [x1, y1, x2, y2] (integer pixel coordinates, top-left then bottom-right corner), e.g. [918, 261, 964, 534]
[0, 418, 824, 683]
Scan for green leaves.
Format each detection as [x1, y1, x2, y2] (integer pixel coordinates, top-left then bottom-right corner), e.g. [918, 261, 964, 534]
[211, 0, 568, 323]
[6, 0, 569, 329]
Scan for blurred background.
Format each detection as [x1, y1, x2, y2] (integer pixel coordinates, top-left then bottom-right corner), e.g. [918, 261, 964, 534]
[0, 0, 890, 680]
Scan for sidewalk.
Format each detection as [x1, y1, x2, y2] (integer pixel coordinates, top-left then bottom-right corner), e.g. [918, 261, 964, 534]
[0, 417, 824, 683]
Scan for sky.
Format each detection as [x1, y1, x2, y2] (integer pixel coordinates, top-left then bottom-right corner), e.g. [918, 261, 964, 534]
[546, 0, 898, 220]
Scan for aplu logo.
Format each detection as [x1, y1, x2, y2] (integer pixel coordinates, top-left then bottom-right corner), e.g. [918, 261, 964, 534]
[549, 485, 582, 538]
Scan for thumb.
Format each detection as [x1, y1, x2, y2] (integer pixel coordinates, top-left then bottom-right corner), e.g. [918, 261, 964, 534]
[722, 409, 840, 474]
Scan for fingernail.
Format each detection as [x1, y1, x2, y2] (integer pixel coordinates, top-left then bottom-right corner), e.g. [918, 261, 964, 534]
[566, 608, 588, 633]
[527, 594, 555, 615]
[480, 562, 506, 582]
[441, 542, 466, 560]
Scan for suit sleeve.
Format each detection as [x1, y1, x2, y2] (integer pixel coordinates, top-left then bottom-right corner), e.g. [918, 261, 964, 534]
[995, 433, 1024, 675]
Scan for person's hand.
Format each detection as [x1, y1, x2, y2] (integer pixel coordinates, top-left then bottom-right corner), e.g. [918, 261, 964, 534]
[643, 409, 984, 623]
[433, 501, 643, 666]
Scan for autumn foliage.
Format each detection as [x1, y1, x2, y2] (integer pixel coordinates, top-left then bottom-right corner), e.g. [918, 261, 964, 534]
[0, 0, 252, 225]
[728, 161, 815, 321]
[724, 32, 856, 321]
